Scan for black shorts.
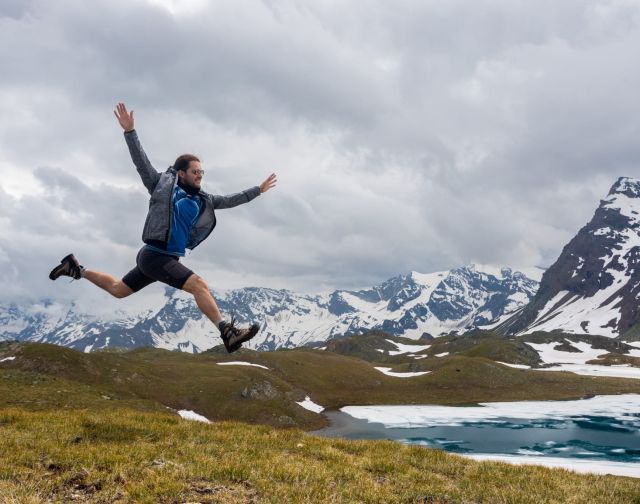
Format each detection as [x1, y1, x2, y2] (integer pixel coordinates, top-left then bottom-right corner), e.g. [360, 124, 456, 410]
[122, 246, 194, 292]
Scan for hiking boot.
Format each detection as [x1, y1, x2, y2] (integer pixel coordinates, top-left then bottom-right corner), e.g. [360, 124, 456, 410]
[220, 317, 260, 353]
[49, 254, 82, 280]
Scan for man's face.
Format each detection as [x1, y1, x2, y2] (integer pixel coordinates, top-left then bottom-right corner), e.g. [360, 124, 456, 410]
[179, 160, 203, 189]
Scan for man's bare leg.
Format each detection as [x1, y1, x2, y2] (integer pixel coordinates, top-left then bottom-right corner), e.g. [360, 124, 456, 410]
[182, 273, 259, 352]
[83, 270, 134, 299]
[181, 274, 223, 325]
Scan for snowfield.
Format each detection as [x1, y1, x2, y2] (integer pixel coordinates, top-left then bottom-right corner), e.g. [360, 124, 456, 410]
[341, 394, 640, 427]
[523, 340, 640, 379]
[536, 364, 640, 380]
[525, 341, 607, 364]
[463, 454, 639, 478]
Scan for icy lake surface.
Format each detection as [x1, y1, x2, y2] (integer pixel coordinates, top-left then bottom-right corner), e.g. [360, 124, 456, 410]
[312, 395, 640, 477]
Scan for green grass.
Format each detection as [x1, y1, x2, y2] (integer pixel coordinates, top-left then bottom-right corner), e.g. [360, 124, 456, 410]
[1, 408, 639, 503]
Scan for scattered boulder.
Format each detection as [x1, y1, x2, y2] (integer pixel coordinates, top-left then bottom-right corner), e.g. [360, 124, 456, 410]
[277, 415, 296, 427]
[241, 381, 279, 400]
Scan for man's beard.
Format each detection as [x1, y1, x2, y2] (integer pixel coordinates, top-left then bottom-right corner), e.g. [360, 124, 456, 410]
[177, 179, 201, 195]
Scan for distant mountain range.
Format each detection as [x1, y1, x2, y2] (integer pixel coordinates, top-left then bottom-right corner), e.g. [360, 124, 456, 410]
[5, 176, 640, 352]
[0, 264, 541, 352]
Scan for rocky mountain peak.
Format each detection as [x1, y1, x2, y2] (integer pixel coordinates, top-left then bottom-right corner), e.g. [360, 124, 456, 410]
[498, 177, 640, 338]
[606, 176, 640, 200]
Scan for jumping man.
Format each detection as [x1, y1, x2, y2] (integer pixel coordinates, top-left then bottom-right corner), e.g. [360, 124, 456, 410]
[49, 103, 277, 353]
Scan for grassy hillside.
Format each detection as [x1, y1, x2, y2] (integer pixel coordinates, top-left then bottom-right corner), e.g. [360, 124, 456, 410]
[326, 329, 640, 369]
[2, 340, 640, 431]
[1, 407, 640, 503]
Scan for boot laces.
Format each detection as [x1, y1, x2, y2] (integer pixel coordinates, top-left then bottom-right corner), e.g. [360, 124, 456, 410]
[222, 316, 239, 339]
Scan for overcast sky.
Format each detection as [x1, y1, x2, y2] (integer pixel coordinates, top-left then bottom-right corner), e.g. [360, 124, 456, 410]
[1, 0, 639, 314]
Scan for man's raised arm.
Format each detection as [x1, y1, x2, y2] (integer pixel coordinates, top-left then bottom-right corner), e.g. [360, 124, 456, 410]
[211, 173, 277, 209]
[114, 102, 160, 194]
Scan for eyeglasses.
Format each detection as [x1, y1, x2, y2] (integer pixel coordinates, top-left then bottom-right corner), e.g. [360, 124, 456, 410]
[189, 169, 205, 175]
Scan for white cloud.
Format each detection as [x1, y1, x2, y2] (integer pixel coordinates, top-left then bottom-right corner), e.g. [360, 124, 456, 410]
[1, 0, 640, 309]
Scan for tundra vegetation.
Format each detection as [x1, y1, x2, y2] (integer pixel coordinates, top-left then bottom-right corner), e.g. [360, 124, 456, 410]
[1, 334, 639, 503]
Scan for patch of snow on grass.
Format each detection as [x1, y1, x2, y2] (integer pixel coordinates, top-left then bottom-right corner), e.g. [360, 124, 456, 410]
[178, 410, 211, 423]
[0, 356, 16, 363]
[374, 367, 430, 378]
[296, 396, 324, 413]
[435, 352, 449, 357]
[536, 364, 640, 379]
[496, 362, 531, 369]
[385, 339, 431, 355]
[526, 341, 607, 364]
[217, 361, 269, 370]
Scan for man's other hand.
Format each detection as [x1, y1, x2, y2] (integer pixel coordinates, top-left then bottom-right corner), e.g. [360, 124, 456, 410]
[114, 102, 135, 132]
[260, 173, 277, 194]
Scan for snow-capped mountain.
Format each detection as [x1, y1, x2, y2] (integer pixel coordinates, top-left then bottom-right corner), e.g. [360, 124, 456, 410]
[0, 264, 541, 352]
[498, 177, 640, 338]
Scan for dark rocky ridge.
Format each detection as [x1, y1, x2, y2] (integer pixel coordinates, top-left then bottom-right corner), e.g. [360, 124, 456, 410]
[498, 177, 640, 338]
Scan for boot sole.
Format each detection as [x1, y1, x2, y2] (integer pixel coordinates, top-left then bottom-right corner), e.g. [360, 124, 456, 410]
[49, 254, 76, 280]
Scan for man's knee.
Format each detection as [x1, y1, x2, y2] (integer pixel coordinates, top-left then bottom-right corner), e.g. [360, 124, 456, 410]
[113, 281, 134, 299]
[183, 274, 208, 295]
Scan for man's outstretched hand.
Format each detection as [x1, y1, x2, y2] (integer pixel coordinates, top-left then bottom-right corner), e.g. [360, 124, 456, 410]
[114, 102, 134, 132]
[260, 173, 277, 194]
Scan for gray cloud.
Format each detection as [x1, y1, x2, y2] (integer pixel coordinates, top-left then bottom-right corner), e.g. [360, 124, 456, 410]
[1, 0, 640, 310]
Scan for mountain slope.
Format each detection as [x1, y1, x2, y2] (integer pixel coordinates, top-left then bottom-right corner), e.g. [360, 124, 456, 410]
[498, 177, 640, 338]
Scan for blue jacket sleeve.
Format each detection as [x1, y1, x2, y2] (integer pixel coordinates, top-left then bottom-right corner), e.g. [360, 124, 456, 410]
[124, 130, 161, 195]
